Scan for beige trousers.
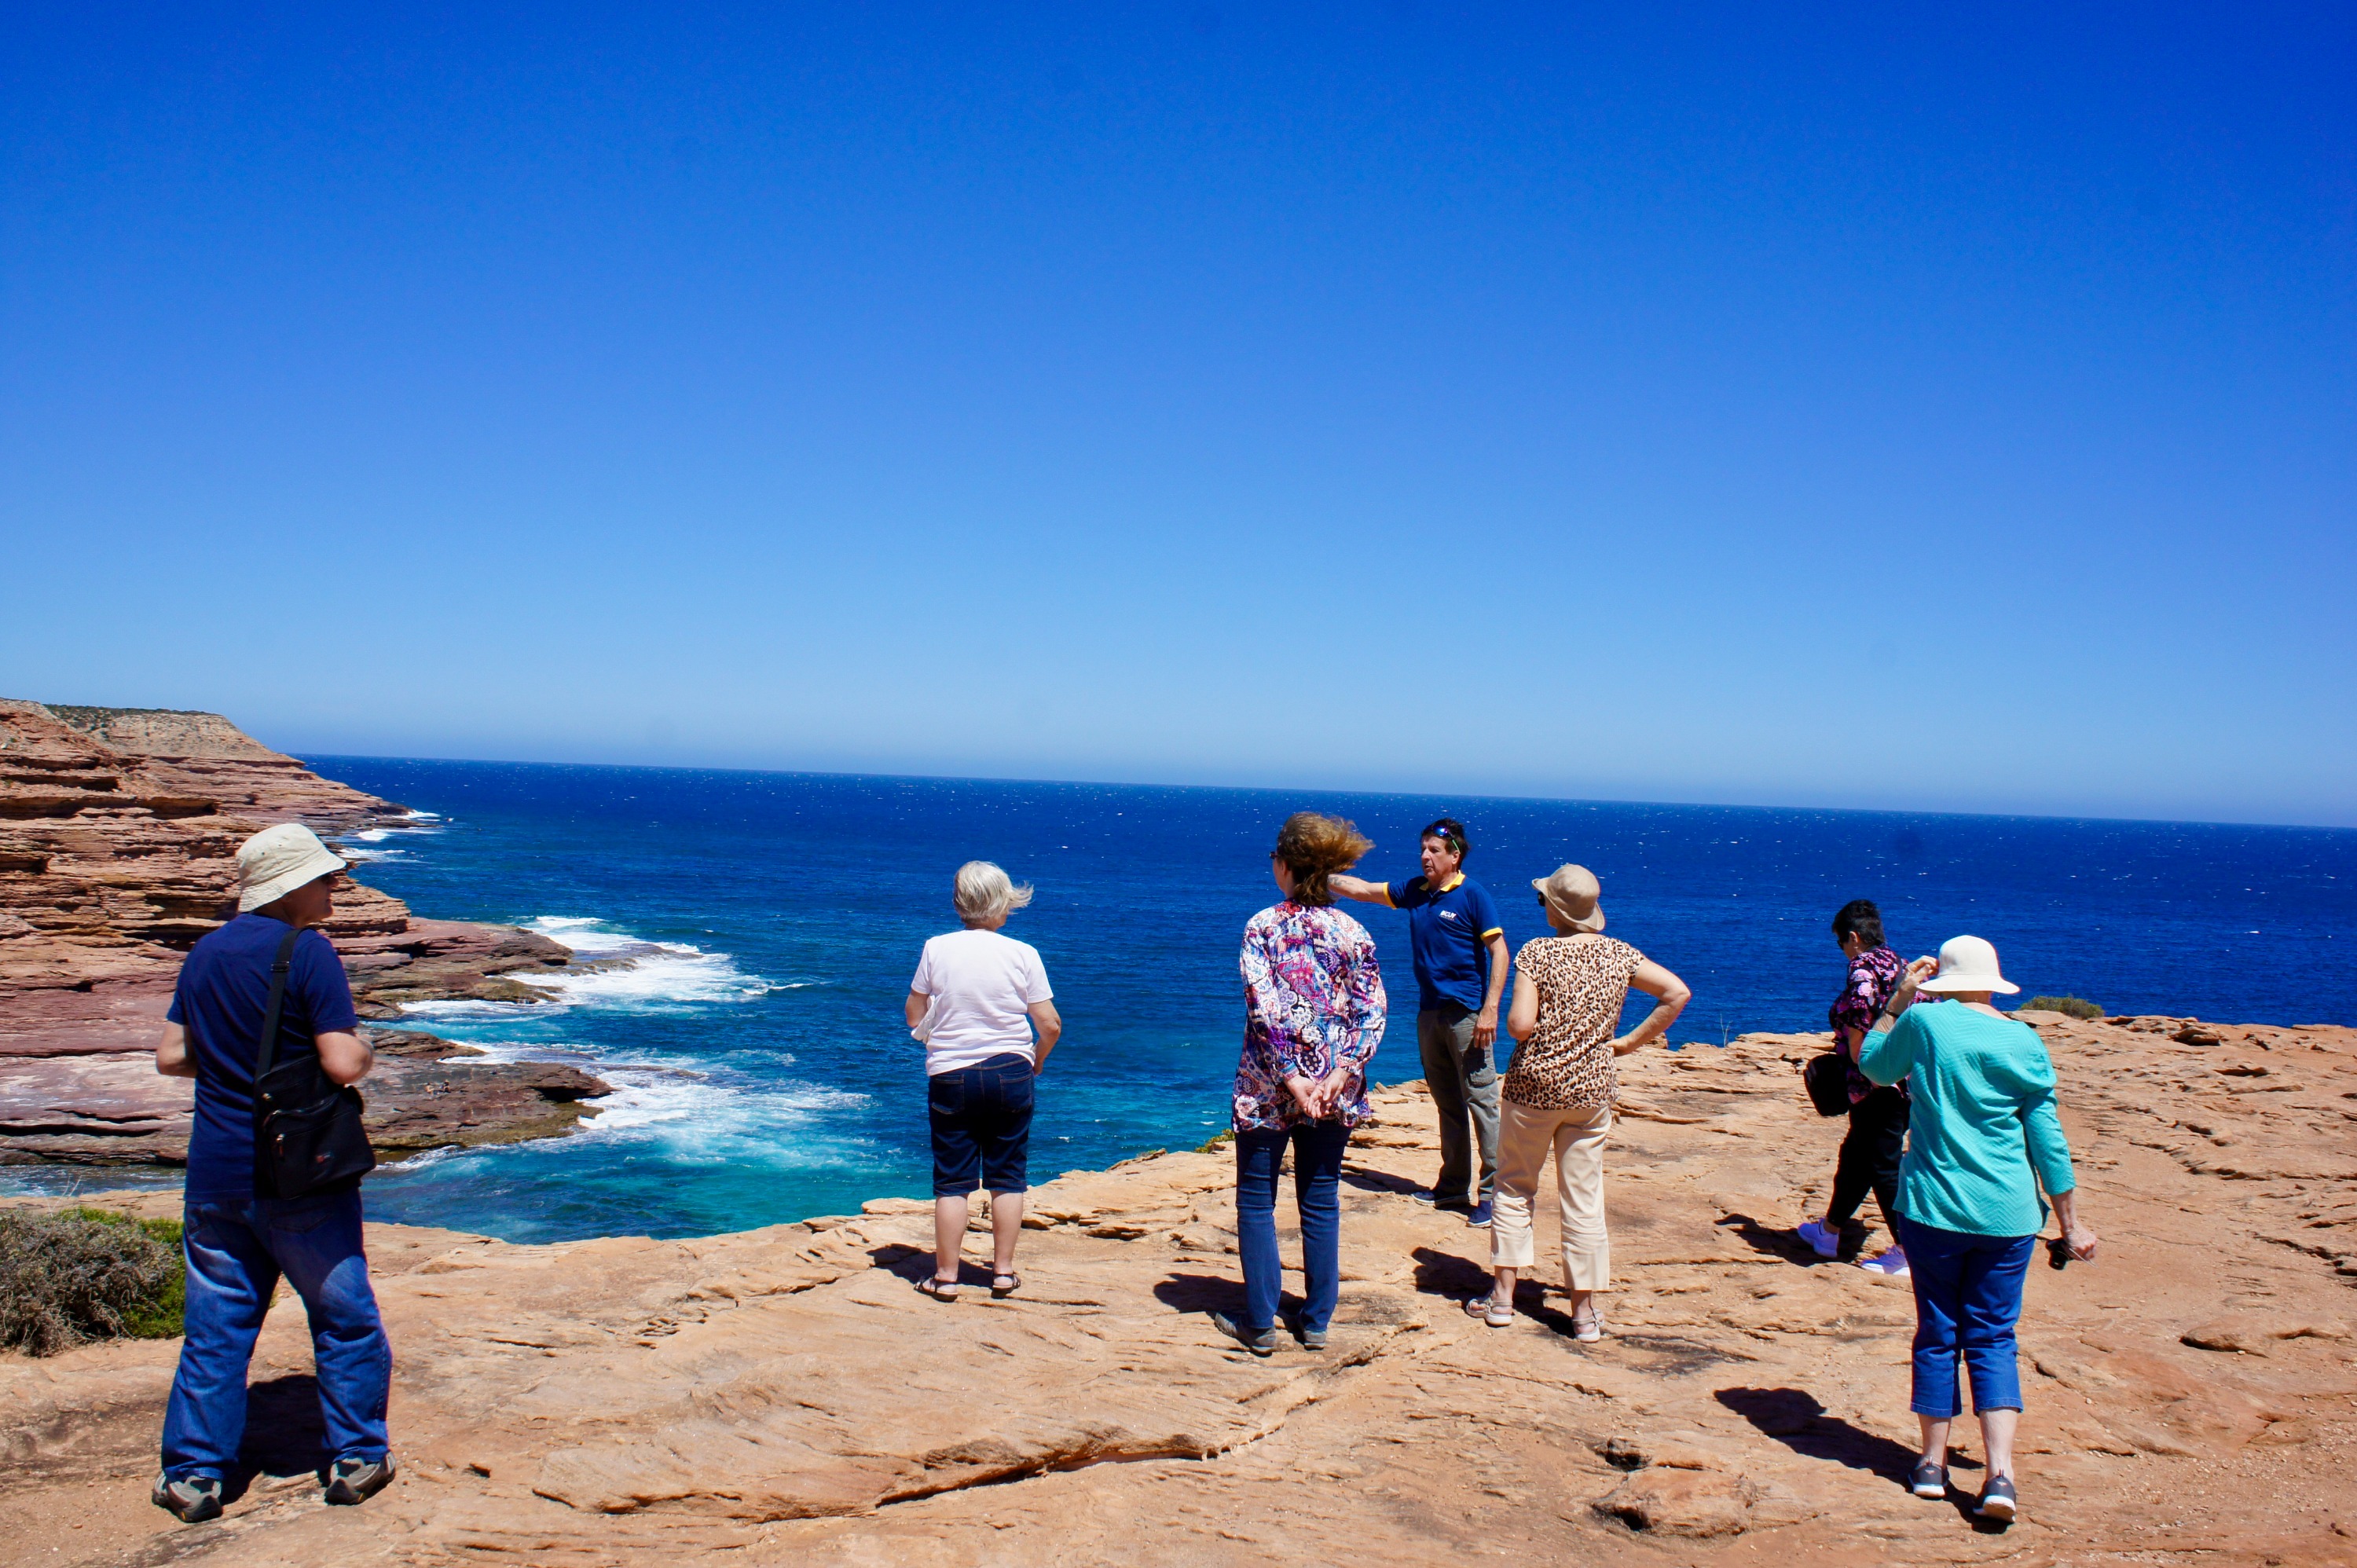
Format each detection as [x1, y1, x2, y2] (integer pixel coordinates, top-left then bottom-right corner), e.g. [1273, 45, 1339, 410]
[1489, 1098, 1612, 1291]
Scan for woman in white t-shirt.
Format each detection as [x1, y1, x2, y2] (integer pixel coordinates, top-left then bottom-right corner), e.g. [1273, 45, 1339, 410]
[904, 860, 1062, 1302]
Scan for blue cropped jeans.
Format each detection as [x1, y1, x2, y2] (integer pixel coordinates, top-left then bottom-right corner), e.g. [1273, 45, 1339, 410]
[161, 1189, 391, 1481]
[1233, 1119, 1350, 1335]
[1899, 1215, 2036, 1419]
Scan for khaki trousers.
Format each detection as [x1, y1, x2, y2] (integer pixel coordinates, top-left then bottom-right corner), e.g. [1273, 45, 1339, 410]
[1488, 1098, 1612, 1291]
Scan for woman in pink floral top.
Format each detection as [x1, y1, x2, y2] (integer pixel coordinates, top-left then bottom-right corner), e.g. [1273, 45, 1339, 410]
[1796, 899, 1915, 1277]
[1211, 813, 1387, 1358]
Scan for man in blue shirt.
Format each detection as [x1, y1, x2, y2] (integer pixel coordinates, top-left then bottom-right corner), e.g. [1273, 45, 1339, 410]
[1332, 817, 1508, 1225]
[150, 823, 394, 1523]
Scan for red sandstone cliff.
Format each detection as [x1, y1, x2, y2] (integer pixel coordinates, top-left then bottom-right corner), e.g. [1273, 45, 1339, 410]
[0, 700, 605, 1165]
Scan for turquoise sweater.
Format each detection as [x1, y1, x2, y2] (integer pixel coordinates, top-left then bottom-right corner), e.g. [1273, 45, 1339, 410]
[1860, 1004, 2075, 1237]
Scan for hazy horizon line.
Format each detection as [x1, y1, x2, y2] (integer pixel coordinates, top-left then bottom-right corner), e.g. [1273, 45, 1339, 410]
[297, 749, 2357, 839]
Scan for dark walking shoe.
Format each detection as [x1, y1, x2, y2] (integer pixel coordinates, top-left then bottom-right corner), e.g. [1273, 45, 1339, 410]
[1464, 1200, 1494, 1228]
[152, 1472, 223, 1523]
[1975, 1474, 2017, 1522]
[1208, 1311, 1279, 1357]
[324, 1454, 397, 1506]
[1290, 1315, 1329, 1350]
[1908, 1460, 1948, 1499]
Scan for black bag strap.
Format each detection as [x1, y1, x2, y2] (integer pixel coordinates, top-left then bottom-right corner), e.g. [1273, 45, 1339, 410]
[251, 925, 303, 1108]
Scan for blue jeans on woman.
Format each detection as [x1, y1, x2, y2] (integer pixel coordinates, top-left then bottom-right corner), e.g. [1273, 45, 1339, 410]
[1898, 1214, 2036, 1418]
[1233, 1119, 1351, 1335]
[161, 1189, 392, 1481]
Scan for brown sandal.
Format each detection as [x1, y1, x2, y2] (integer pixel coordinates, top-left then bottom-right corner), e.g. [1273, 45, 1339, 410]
[918, 1277, 960, 1302]
[991, 1273, 1021, 1299]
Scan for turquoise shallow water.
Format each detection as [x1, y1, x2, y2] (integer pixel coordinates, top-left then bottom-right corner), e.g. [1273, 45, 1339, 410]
[24, 760, 2352, 1241]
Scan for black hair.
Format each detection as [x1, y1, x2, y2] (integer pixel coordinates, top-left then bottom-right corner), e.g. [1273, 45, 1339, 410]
[1832, 899, 1885, 948]
[1420, 818, 1469, 859]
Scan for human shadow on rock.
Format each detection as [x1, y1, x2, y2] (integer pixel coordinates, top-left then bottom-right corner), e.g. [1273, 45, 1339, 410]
[1339, 1167, 1422, 1197]
[227, 1374, 329, 1500]
[1715, 1213, 1837, 1266]
[1153, 1271, 1278, 1317]
[1715, 1386, 2001, 1527]
[1409, 1245, 1491, 1302]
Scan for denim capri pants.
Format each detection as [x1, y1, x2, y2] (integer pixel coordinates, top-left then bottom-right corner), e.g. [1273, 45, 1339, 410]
[928, 1053, 1036, 1196]
[1899, 1215, 2037, 1418]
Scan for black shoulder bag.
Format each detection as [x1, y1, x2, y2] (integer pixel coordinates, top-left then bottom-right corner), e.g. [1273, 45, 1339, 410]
[252, 927, 378, 1198]
[1802, 1050, 1853, 1117]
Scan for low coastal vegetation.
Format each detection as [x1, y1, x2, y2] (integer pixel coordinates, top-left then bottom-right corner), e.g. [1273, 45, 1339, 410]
[0, 1208, 185, 1355]
[2021, 995, 2107, 1020]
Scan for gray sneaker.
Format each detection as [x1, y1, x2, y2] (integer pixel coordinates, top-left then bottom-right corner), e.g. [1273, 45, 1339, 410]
[152, 1471, 223, 1523]
[1975, 1474, 2017, 1522]
[1208, 1311, 1279, 1357]
[324, 1453, 397, 1506]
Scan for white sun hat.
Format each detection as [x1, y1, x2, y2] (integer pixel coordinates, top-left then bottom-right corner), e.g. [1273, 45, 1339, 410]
[236, 822, 350, 913]
[1914, 934, 2021, 995]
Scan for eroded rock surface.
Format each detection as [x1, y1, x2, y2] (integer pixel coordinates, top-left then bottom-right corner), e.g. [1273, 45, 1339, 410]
[0, 700, 606, 1166]
[5, 1014, 2354, 1565]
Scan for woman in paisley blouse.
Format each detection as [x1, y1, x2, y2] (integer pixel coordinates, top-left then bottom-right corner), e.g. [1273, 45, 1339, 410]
[1468, 864, 1689, 1339]
[1796, 899, 1915, 1277]
[1211, 811, 1387, 1358]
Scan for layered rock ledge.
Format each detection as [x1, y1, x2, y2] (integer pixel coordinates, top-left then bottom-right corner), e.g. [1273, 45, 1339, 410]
[5, 1012, 2353, 1566]
[0, 700, 608, 1166]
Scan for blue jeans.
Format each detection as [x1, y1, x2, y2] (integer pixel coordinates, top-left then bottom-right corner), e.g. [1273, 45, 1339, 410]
[1899, 1215, 2035, 1419]
[161, 1189, 391, 1481]
[1233, 1120, 1350, 1335]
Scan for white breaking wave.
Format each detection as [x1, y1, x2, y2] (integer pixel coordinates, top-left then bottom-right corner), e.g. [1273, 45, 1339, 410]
[503, 915, 786, 1009]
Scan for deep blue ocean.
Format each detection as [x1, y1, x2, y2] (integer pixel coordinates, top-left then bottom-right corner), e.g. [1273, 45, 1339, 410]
[57, 760, 2357, 1241]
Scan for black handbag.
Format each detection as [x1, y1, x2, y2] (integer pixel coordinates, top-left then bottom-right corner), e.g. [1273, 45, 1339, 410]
[252, 926, 378, 1198]
[1802, 1051, 1853, 1118]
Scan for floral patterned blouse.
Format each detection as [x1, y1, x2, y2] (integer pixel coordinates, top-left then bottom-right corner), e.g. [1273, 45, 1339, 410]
[1829, 945, 1907, 1103]
[1501, 936, 1647, 1110]
[1233, 900, 1387, 1132]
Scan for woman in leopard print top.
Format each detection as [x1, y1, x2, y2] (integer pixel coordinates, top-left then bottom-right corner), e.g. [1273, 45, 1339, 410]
[1465, 864, 1690, 1339]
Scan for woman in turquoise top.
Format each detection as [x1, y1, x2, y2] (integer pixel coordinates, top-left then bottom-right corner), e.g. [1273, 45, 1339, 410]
[1859, 935, 2097, 1526]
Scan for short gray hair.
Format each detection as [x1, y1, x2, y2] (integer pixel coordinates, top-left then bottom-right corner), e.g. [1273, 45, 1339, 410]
[953, 860, 1034, 925]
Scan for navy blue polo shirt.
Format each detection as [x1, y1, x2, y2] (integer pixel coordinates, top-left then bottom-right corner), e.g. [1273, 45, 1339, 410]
[167, 914, 359, 1203]
[1384, 874, 1505, 1013]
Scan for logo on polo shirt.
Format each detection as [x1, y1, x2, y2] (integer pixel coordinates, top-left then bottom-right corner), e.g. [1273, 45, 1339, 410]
[1438, 910, 1459, 921]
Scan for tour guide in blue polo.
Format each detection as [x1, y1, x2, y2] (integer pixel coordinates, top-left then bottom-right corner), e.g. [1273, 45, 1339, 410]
[1332, 817, 1508, 1224]
[149, 823, 395, 1524]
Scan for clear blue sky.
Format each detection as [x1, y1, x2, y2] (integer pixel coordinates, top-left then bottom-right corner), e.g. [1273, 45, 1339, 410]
[5, 5, 2351, 825]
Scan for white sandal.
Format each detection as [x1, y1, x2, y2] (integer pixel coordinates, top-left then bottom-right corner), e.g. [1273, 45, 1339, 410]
[1464, 1294, 1514, 1328]
[1570, 1303, 1604, 1343]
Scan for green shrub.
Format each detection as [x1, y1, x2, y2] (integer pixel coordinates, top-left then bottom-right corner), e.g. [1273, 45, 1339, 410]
[0, 1208, 185, 1355]
[2020, 995, 2106, 1021]
[1195, 1130, 1236, 1153]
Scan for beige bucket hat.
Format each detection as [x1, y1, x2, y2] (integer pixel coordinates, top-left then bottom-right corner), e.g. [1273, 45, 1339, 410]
[1914, 934, 2021, 995]
[236, 822, 349, 913]
[1531, 863, 1607, 933]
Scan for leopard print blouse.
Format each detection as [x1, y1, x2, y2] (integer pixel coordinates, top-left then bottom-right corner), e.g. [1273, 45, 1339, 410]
[1502, 936, 1646, 1110]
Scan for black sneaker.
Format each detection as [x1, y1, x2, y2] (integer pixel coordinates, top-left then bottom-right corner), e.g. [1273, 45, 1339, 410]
[1208, 1311, 1279, 1357]
[324, 1453, 397, 1506]
[1975, 1474, 2017, 1522]
[1908, 1460, 1947, 1499]
[152, 1472, 223, 1523]
[1411, 1189, 1439, 1207]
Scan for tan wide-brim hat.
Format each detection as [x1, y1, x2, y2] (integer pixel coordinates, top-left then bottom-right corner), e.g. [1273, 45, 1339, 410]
[1914, 934, 2022, 995]
[1531, 863, 1607, 933]
[236, 822, 349, 913]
